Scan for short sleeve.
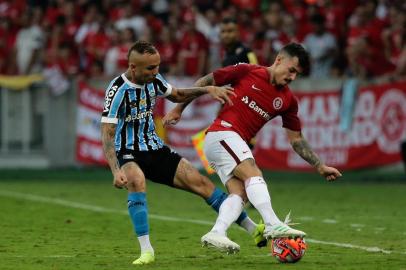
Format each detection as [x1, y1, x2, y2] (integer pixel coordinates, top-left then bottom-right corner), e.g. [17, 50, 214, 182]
[101, 79, 125, 124]
[154, 73, 172, 97]
[213, 63, 252, 86]
[281, 96, 301, 131]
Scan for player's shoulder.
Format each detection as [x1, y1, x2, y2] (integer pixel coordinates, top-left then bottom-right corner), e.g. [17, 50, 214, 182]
[107, 74, 126, 91]
[152, 73, 171, 88]
[153, 73, 167, 82]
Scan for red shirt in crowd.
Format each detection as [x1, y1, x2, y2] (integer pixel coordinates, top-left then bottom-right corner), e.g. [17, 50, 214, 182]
[178, 31, 208, 76]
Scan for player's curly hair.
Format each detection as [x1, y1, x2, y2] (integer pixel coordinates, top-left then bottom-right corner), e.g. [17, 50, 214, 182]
[280, 43, 310, 75]
[127, 40, 157, 60]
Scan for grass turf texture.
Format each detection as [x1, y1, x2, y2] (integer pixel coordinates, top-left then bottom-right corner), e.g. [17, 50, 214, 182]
[0, 168, 405, 270]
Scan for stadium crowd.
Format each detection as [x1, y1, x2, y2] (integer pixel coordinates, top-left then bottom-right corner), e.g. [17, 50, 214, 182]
[0, 0, 405, 81]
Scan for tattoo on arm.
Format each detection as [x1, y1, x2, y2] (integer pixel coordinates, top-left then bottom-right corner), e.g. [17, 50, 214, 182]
[167, 87, 207, 103]
[167, 73, 215, 110]
[177, 88, 208, 100]
[291, 138, 322, 168]
[194, 73, 214, 87]
[101, 123, 120, 173]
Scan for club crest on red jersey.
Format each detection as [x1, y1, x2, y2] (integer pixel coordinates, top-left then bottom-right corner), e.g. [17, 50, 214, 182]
[273, 97, 283, 110]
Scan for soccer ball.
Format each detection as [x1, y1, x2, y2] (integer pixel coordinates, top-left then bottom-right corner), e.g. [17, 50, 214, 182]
[270, 237, 307, 263]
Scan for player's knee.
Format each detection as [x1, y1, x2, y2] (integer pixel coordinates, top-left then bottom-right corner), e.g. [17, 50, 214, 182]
[127, 178, 145, 192]
[234, 159, 262, 180]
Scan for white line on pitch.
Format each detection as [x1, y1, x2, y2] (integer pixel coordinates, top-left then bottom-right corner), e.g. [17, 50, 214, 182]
[1, 190, 405, 255]
[1, 254, 272, 258]
[322, 219, 338, 224]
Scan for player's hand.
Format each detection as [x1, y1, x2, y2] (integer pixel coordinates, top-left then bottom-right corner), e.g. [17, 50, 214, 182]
[113, 169, 128, 189]
[207, 86, 236, 105]
[162, 108, 182, 127]
[317, 164, 342, 181]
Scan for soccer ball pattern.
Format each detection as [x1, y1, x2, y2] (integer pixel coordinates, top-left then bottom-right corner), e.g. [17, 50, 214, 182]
[270, 237, 307, 263]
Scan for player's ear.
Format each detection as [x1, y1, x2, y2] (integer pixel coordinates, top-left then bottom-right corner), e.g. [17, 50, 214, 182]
[129, 63, 136, 71]
[275, 54, 283, 66]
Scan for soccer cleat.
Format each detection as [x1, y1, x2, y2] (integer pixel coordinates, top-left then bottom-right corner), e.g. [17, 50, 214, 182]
[201, 231, 240, 254]
[132, 251, 155, 265]
[252, 221, 267, 248]
[264, 223, 306, 239]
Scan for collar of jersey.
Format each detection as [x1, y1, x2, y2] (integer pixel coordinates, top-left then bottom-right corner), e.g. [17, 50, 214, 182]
[121, 74, 144, 88]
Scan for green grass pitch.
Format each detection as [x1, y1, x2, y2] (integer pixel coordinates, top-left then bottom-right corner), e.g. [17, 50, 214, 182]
[0, 168, 405, 270]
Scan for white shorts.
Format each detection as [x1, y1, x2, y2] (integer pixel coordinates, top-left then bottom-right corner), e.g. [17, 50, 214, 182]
[204, 131, 254, 185]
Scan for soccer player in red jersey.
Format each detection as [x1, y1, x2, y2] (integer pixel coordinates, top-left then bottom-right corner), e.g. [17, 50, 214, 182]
[163, 43, 342, 253]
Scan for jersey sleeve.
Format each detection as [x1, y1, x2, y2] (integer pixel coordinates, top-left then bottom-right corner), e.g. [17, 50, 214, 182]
[281, 95, 301, 131]
[213, 63, 252, 86]
[101, 79, 125, 124]
[154, 73, 173, 97]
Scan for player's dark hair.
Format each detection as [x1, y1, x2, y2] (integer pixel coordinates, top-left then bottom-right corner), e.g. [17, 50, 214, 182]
[280, 43, 310, 74]
[127, 40, 157, 60]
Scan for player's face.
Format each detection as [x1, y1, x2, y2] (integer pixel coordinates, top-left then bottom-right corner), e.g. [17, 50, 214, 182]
[129, 52, 160, 84]
[272, 55, 302, 87]
[220, 23, 238, 46]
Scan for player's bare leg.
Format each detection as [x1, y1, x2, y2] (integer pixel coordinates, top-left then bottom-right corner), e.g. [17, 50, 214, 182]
[173, 158, 215, 198]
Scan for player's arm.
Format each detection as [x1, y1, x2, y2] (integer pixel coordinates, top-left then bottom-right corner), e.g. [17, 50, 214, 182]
[167, 84, 233, 104]
[166, 72, 229, 104]
[163, 73, 225, 126]
[171, 73, 215, 107]
[101, 122, 128, 188]
[285, 128, 342, 181]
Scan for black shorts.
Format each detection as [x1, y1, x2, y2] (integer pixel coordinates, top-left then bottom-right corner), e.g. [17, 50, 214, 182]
[117, 145, 182, 187]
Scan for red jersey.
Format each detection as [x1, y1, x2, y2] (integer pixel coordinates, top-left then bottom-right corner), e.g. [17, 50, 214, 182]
[208, 64, 301, 142]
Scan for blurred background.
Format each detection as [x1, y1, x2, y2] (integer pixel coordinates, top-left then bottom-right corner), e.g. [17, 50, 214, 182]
[0, 0, 405, 173]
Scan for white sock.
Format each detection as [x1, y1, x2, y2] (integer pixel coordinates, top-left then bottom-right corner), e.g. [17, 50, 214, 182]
[240, 216, 257, 234]
[138, 235, 154, 255]
[245, 176, 282, 226]
[211, 194, 245, 236]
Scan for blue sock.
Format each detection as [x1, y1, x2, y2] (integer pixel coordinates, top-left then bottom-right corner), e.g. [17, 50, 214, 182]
[128, 192, 149, 236]
[205, 187, 248, 225]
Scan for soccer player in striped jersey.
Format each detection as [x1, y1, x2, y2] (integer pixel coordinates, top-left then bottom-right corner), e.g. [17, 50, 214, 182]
[101, 40, 264, 265]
